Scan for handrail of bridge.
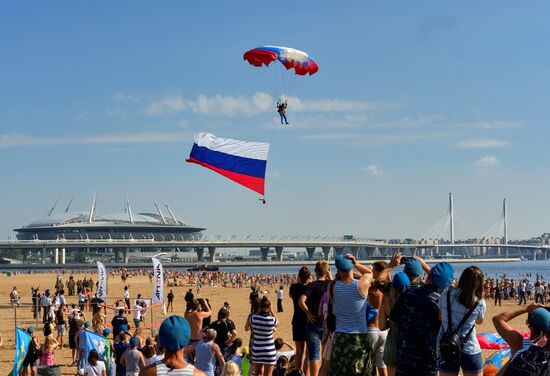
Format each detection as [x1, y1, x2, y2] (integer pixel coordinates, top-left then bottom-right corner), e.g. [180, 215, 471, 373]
[0, 239, 547, 249]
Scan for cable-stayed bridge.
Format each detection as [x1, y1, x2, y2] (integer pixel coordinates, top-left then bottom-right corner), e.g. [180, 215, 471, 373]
[0, 194, 548, 264]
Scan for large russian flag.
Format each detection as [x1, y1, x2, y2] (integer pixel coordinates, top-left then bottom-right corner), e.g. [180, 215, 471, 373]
[186, 133, 270, 196]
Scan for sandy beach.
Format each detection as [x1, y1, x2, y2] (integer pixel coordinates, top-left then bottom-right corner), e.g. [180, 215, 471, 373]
[0, 271, 532, 375]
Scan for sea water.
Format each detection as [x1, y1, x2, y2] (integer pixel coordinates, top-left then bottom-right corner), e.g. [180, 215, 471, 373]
[218, 260, 547, 280]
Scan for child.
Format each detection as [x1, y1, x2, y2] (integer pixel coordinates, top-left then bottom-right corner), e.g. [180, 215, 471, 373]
[273, 355, 289, 376]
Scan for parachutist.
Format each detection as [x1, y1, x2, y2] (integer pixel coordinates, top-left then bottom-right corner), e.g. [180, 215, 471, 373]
[277, 101, 289, 125]
[260, 198, 266, 204]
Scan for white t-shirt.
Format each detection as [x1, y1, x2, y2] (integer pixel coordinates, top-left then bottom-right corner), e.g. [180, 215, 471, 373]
[277, 289, 283, 300]
[124, 290, 130, 299]
[133, 303, 141, 320]
[84, 360, 105, 376]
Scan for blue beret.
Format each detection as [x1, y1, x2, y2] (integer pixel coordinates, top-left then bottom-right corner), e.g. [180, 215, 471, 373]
[392, 272, 411, 293]
[404, 259, 423, 277]
[129, 337, 138, 347]
[430, 262, 454, 290]
[531, 308, 550, 333]
[159, 315, 191, 352]
[335, 255, 354, 272]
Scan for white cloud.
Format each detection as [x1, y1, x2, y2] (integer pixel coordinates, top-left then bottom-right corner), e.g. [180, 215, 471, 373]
[475, 155, 499, 167]
[140, 92, 392, 117]
[455, 139, 510, 148]
[286, 96, 394, 113]
[143, 94, 186, 115]
[113, 92, 139, 103]
[449, 121, 519, 130]
[0, 132, 192, 148]
[301, 131, 453, 144]
[363, 165, 384, 176]
[187, 92, 273, 116]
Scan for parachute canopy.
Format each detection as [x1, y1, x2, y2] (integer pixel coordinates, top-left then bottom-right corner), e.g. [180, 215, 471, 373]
[186, 133, 270, 196]
[244, 46, 318, 76]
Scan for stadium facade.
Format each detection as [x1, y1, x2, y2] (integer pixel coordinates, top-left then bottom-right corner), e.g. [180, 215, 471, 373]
[15, 196, 204, 241]
[13, 196, 204, 264]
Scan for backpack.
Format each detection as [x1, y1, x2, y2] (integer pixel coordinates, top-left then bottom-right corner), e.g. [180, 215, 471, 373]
[504, 345, 550, 376]
[28, 338, 40, 361]
[439, 290, 479, 366]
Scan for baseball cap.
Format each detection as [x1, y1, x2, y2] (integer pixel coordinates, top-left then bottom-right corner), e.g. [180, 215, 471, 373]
[430, 262, 454, 290]
[102, 328, 111, 336]
[531, 308, 550, 333]
[119, 324, 128, 333]
[84, 321, 91, 328]
[27, 326, 34, 334]
[159, 315, 191, 352]
[392, 272, 411, 293]
[335, 255, 354, 272]
[404, 259, 423, 277]
[129, 337, 138, 347]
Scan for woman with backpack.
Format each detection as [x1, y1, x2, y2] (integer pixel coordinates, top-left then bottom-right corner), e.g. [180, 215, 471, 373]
[437, 266, 486, 376]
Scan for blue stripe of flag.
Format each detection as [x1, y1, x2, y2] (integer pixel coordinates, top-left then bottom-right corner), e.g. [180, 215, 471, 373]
[189, 144, 267, 178]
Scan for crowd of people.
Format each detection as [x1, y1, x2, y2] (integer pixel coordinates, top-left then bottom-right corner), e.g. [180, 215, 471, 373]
[11, 257, 550, 376]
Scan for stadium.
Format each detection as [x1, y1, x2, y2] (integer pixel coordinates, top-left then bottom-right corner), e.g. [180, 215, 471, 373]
[14, 196, 204, 241]
[12, 196, 205, 264]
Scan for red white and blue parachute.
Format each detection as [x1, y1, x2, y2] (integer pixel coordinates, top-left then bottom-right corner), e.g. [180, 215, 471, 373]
[244, 46, 319, 76]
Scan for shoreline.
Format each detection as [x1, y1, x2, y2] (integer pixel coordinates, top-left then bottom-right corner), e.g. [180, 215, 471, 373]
[0, 257, 523, 271]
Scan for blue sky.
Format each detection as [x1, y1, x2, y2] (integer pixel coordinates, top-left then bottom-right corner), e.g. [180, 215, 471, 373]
[1, 1, 549, 240]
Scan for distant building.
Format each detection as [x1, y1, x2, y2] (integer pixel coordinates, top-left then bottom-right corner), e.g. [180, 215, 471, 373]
[14, 196, 204, 242]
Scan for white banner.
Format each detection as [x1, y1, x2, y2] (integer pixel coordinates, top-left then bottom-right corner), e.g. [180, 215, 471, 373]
[151, 257, 164, 305]
[96, 261, 108, 302]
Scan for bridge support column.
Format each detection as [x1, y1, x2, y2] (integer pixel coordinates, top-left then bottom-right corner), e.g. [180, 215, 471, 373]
[333, 247, 344, 257]
[351, 246, 360, 259]
[505, 247, 509, 258]
[208, 247, 216, 262]
[322, 246, 331, 261]
[365, 247, 376, 258]
[411, 248, 418, 257]
[23, 249, 29, 262]
[260, 247, 270, 261]
[41, 247, 47, 264]
[275, 247, 283, 262]
[55, 248, 59, 264]
[533, 249, 537, 261]
[306, 247, 316, 260]
[195, 247, 204, 262]
[61, 248, 66, 264]
[123, 247, 129, 264]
